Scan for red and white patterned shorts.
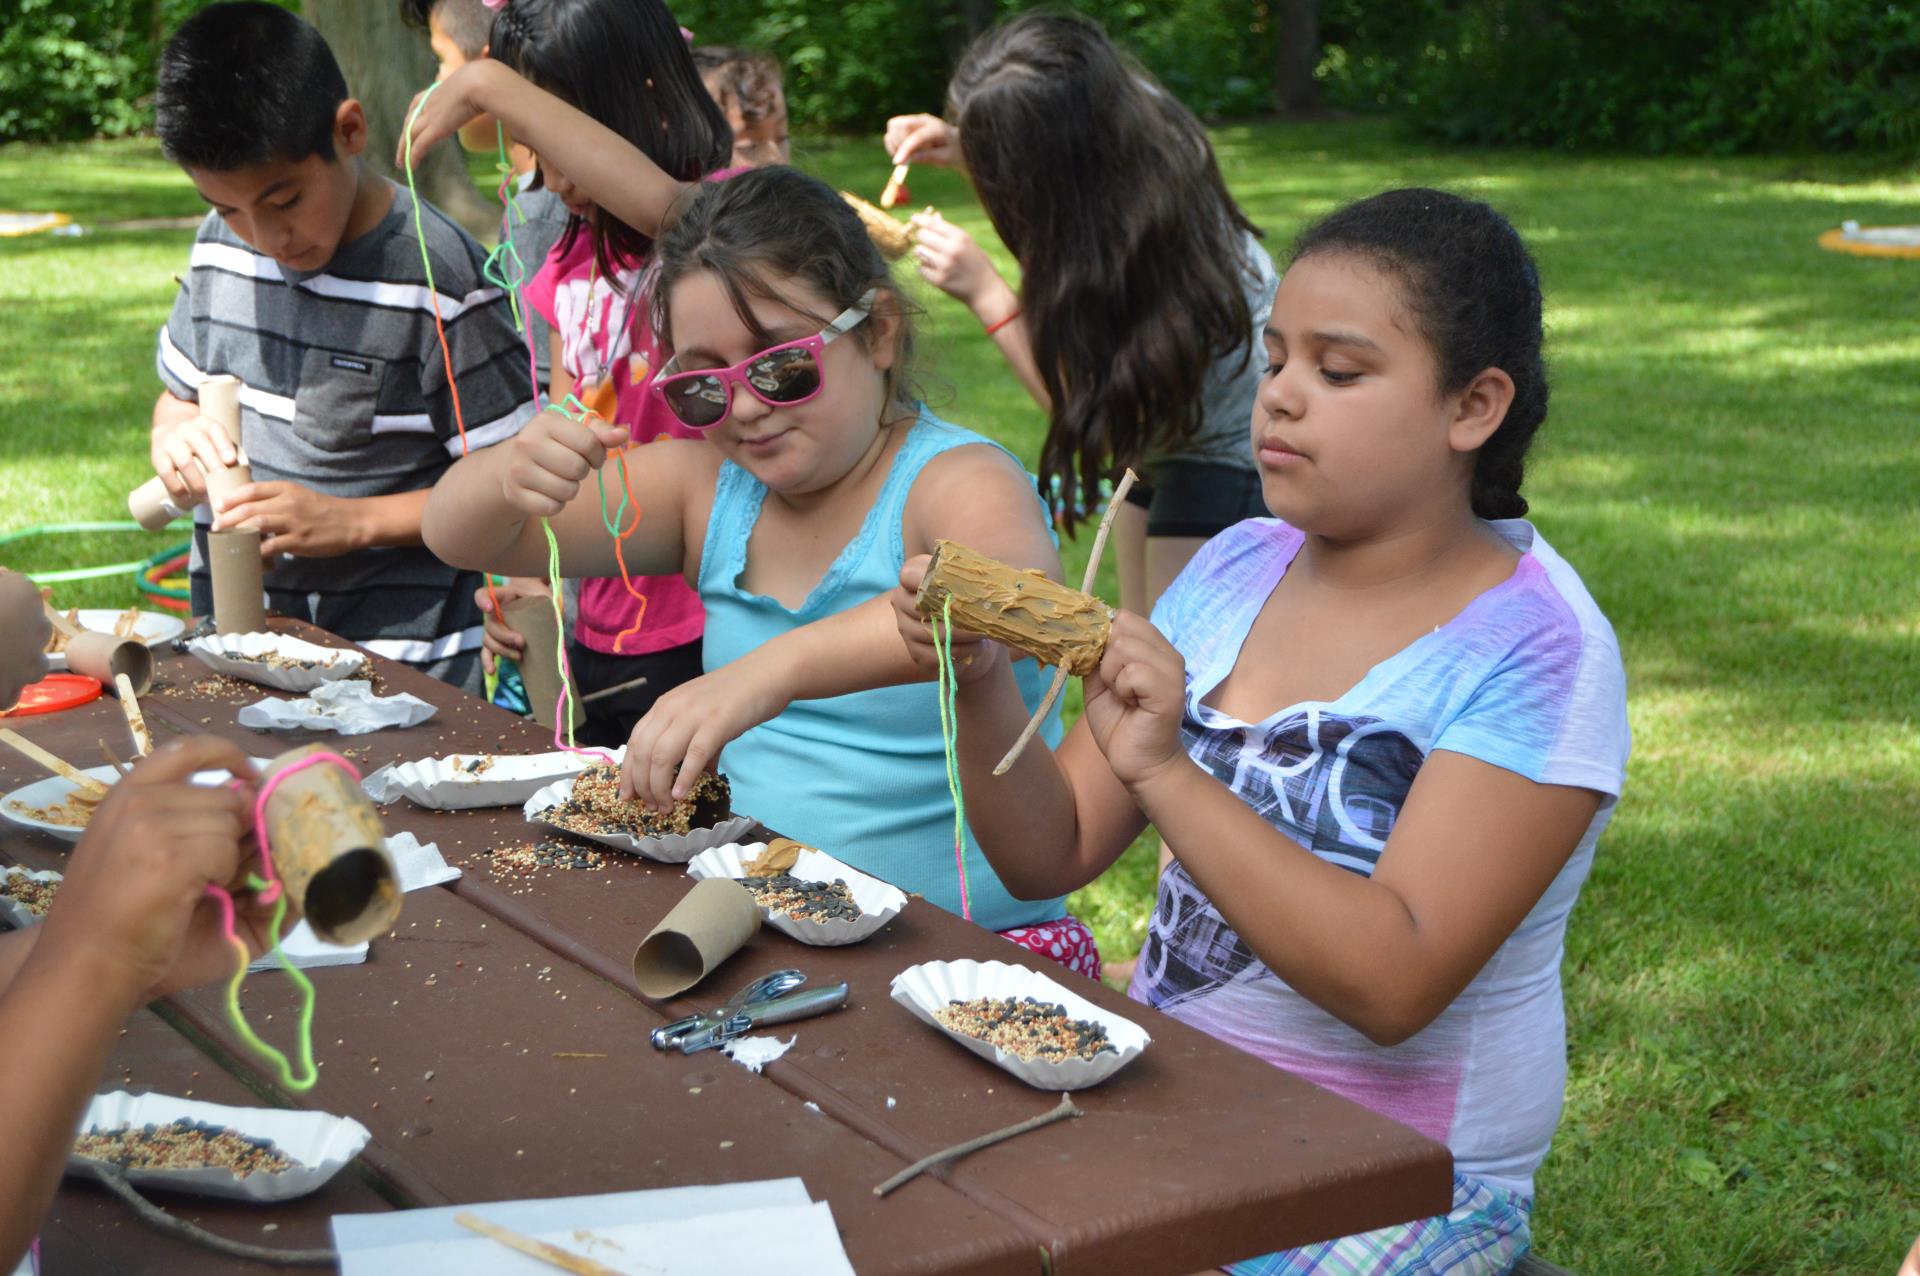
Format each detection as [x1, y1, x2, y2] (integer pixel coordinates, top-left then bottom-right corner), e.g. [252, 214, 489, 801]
[998, 917, 1102, 981]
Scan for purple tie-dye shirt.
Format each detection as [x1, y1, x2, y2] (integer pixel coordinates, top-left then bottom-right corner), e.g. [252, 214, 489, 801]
[1129, 517, 1629, 1196]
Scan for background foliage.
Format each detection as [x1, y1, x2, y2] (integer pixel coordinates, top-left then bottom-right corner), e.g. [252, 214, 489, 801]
[6, 0, 1918, 154]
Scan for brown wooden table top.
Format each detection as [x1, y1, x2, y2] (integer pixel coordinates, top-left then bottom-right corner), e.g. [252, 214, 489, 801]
[1, 620, 1450, 1274]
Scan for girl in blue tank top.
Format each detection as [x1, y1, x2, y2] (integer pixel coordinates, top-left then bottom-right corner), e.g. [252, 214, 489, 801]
[425, 165, 1101, 972]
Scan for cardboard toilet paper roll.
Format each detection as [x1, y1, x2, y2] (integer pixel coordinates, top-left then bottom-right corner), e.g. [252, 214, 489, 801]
[129, 374, 251, 529]
[632, 877, 762, 998]
[208, 529, 267, 633]
[128, 476, 188, 531]
[503, 594, 582, 731]
[258, 745, 401, 946]
[62, 632, 153, 696]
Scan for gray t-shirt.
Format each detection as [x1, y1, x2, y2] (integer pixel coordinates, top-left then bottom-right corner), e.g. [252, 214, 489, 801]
[1147, 231, 1278, 475]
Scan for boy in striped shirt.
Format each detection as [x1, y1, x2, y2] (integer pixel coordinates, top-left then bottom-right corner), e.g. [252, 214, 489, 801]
[148, 2, 536, 692]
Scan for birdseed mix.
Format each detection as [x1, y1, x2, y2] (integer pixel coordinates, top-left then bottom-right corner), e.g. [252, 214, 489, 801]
[934, 996, 1116, 1063]
[544, 768, 731, 839]
[483, 839, 610, 876]
[74, 1119, 293, 1177]
[5, 795, 94, 829]
[739, 873, 862, 923]
[454, 755, 496, 776]
[0, 872, 58, 916]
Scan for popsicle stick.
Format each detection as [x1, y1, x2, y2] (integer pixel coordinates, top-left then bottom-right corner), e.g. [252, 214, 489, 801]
[115, 673, 152, 757]
[453, 1213, 624, 1276]
[880, 161, 910, 208]
[0, 728, 110, 800]
[991, 468, 1138, 776]
[41, 599, 80, 640]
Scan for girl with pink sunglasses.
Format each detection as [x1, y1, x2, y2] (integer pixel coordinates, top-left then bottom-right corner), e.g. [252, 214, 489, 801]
[422, 157, 1105, 975]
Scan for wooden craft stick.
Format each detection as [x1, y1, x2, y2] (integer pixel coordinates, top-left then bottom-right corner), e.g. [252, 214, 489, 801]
[874, 1094, 1083, 1197]
[453, 1212, 625, 1276]
[0, 729, 110, 800]
[880, 161, 910, 208]
[579, 672, 650, 704]
[115, 674, 152, 757]
[41, 599, 81, 640]
[992, 468, 1137, 776]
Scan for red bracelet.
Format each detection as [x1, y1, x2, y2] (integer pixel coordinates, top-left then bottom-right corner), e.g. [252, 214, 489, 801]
[983, 308, 1022, 336]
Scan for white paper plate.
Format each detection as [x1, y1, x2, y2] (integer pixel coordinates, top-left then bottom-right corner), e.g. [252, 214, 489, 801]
[187, 632, 366, 691]
[687, 843, 907, 946]
[46, 610, 186, 671]
[890, 959, 1150, 1091]
[0, 866, 61, 928]
[0, 764, 115, 842]
[2, 758, 272, 843]
[364, 748, 620, 811]
[69, 1090, 370, 1202]
[523, 777, 754, 864]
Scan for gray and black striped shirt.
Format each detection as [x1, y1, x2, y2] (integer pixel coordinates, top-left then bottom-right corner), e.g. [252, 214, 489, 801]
[158, 181, 538, 691]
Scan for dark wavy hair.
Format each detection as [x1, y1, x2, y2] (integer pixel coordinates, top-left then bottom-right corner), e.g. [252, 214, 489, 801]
[156, 3, 348, 170]
[1291, 188, 1548, 519]
[949, 9, 1262, 529]
[651, 167, 919, 412]
[692, 45, 785, 124]
[489, 0, 730, 287]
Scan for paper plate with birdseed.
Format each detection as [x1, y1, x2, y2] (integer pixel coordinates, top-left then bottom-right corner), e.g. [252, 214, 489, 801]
[0, 866, 61, 928]
[891, 959, 1150, 1090]
[363, 747, 621, 811]
[187, 632, 366, 692]
[69, 1091, 370, 1202]
[522, 766, 754, 863]
[687, 841, 907, 946]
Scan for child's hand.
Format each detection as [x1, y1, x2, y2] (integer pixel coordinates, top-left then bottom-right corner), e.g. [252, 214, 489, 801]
[0, 570, 50, 707]
[35, 739, 269, 1004]
[620, 671, 791, 811]
[501, 408, 631, 518]
[908, 211, 1003, 310]
[212, 481, 358, 559]
[397, 59, 503, 168]
[1900, 1233, 1920, 1276]
[475, 577, 549, 675]
[895, 555, 1002, 683]
[1080, 611, 1190, 790]
[151, 413, 239, 509]
[884, 114, 960, 168]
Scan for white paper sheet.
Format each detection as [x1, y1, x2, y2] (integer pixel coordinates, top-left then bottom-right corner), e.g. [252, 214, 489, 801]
[249, 921, 368, 972]
[237, 681, 436, 735]
[720, 1033, 796, 1074]
[387, 831, 460, 891]
[333, 1181, 855, 1276]
[247, 834, 454, 972]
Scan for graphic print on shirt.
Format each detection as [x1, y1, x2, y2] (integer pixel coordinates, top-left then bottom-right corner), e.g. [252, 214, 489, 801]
[1139, 706, 1424, 1011]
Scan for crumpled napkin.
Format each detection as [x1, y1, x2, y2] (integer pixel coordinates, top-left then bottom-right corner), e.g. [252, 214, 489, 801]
[237, 680, 436, 735]
[720, 1034, 796, 1074]
[248, 833, 458, 971]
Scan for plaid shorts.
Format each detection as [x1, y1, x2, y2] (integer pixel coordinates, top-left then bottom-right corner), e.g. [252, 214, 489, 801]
[1225, 1172, 1532, 1276]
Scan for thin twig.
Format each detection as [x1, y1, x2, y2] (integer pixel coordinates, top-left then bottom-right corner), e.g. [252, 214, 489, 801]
[99, 740, 134, 776]
[874, 1094, 1083, 1197]
[579, 672, 650, 704]
[92, 1169, 335, 1266]
[992, 468, 1137, 775]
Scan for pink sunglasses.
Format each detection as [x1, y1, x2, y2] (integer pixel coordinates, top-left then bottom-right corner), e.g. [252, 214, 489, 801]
[652, 291, 875, 430]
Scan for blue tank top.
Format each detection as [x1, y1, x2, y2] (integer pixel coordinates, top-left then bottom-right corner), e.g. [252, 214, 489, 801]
[697, 407, 1067, 931]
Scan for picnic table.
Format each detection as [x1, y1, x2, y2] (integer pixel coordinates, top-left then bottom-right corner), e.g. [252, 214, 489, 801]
[0, 620, 1450, 1274]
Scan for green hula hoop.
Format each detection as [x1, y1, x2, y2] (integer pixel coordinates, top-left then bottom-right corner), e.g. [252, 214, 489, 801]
[0, 520, 191, 585]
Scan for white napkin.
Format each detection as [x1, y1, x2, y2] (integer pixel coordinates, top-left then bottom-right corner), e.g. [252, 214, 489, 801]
[721, 1034, 797, 1074]
[237, 681, 436, 736]
[248, 834, 456, 972]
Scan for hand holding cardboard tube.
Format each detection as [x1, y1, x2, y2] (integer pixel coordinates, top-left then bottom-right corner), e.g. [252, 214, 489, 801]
[133, 375, 249, 529]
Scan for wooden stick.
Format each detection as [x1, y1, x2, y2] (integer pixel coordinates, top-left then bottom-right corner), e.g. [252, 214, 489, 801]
[115, 673, 152, 757]
[579, 672, 650, 704]
[874, 1094, 1083, 1197]
[453, 1213, 626, 1276]
[0, 728, 110, 800]
[41, 599, 81, 640]
[992, 469, 1137, 776]
[99, 741, 134, 776]
[880, 161, 910, 209]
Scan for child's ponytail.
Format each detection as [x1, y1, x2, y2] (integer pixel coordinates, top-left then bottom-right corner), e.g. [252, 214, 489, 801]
[1291, 188, 1549, 521]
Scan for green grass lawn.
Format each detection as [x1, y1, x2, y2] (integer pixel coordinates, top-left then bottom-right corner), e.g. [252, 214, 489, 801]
[2, 123, 1916, 1273]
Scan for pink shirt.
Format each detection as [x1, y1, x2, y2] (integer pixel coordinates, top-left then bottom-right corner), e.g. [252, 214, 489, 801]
[525, 232, 704, 655]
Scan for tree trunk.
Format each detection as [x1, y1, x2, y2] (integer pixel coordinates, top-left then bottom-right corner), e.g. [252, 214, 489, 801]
[303, 0, 495, 240]
[1272, 0, 1321, 114]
